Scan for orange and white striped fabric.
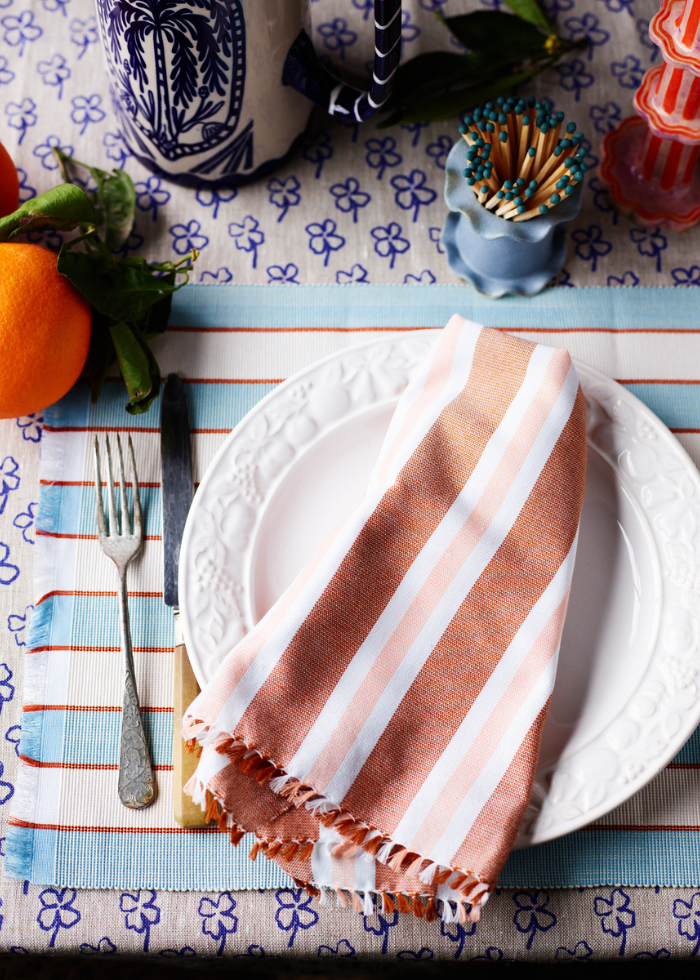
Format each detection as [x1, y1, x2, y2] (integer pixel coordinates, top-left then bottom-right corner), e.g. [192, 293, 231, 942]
[183, 314, 587, 922]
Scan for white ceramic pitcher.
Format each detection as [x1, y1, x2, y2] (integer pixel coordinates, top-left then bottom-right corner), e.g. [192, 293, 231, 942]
[94, 0, 402, 186]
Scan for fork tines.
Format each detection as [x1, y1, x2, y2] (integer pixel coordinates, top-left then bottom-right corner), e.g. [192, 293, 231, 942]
[93, 434, 142, 539]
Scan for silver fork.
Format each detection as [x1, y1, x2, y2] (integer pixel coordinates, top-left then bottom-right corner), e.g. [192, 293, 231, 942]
[94, 435, 155, 810]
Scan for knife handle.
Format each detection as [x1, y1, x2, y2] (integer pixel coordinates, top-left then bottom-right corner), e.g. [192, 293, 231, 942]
[172, 614, 209, 827]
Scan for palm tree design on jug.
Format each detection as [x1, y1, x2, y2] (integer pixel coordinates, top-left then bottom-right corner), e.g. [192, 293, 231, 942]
[98, 0, 252, 176]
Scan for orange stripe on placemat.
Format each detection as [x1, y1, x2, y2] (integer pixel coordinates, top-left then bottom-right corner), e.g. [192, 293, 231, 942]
[667, 762, 700, 769]
[40, 480, 162, 488]
[671, 428, 700, 434]
[586, 824, 700, 832]
[28, 645, 171, 654]
[36, 590, 163, 604]
[39, 480, 199, 489]
[615, 378, 700, 385]
[23, 704, 173, 713]
[167, 325, 700, 336]
[44, 425, 161, 434]
[104, 376, 283, 385]
[9, 818, 215, 834]
[167, 325, 434, 334]
[35, 530, 162, 541]
[45, 425, 231, 436]
[181, 378, 284, 385]
[20, 755, 173, 772]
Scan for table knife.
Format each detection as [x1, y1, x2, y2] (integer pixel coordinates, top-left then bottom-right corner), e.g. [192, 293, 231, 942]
[161, 373, 207, 827]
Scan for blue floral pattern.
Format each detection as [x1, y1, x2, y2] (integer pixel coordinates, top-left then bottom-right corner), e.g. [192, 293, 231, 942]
[594, 888, 636, 956]
[37, 888, 80, 947]
[198, 892, 238, 955]
[1, 0, 700, 961]
[0, 0, 696, 288]
[274, 889, 319, 948]
[120, 890, 161, 952]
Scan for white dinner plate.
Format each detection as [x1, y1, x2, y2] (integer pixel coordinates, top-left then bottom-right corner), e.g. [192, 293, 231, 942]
[179, 331, 700, 847]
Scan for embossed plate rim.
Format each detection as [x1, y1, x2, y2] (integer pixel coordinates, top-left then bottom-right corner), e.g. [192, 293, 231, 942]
[179, 331, 700, 846]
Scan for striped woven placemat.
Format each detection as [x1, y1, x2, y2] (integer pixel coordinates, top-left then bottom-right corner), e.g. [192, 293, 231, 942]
[7, 283, 700, 889]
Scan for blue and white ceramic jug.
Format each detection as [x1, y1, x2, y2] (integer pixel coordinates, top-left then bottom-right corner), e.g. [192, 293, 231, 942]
[94, 0, 402, 186]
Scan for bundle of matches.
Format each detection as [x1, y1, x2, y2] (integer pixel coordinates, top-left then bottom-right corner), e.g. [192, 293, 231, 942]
[458, 96, 588, 222]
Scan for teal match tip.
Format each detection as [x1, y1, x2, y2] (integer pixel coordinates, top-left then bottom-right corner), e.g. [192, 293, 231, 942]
[538, 205, 548, 213]
[517, 206, 526, 214]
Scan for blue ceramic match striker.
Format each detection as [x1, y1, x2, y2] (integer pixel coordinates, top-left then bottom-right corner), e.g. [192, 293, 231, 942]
[441, 138, 582, 298]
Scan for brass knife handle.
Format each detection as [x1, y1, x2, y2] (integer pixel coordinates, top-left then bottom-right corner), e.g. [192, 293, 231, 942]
[173, 612, 208, 827]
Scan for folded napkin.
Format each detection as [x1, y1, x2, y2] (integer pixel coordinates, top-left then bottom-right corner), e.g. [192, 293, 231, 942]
[183, 314, 587, 922]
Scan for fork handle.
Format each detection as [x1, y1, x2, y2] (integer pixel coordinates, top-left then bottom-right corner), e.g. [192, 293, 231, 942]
[117, 572, 156, 809]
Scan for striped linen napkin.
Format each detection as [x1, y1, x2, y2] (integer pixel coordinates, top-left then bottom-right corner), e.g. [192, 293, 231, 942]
[183, 313, 587, 922]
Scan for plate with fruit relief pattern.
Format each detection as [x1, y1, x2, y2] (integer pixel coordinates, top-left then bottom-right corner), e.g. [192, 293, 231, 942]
[179, 330, 700, 847]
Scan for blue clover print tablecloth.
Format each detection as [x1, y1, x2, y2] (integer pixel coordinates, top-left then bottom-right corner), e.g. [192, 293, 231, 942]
[2, 0, 700, 961]
[1, 0, 700, 288]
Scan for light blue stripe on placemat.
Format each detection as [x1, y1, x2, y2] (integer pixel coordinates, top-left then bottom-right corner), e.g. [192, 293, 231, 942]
[9, 283, 700, 892]
[24, 706, 700, 771]
[169, 283, 700, 331]
[48, 382, 279, 432]
[625, 384, 700, 430]
[35, 593, 173, 647]
[501, 832, 700, 888]
[23, 710, 173, 767]
[9, 826, 292, 892]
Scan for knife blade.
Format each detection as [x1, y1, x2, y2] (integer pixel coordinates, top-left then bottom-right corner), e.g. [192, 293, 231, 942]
[160, 374, 207, 827]
[161, 373, 192, 610]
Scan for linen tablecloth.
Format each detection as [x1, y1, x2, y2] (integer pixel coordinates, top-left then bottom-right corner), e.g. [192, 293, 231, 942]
[1, 0, 700, 960]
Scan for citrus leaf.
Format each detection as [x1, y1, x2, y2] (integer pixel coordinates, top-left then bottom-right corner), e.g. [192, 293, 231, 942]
[81, 308, 116, 404]
[0, 184, 95, 242]
[57, 247, 182, 322]
[502, 0, 552, 32]
[381, 52, 483, 109]
[441, 10, 549, 54]
[91, 168, 136, 250]
[109, 319, 154, 406]
[378, 65, 546, 126]
[141, 276, 174, 340]
[125, 334, 162, 415]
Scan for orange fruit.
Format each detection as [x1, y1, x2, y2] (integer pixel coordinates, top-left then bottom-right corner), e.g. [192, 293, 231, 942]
[0, 243, 92, 418]
[0, 140, 19, 218]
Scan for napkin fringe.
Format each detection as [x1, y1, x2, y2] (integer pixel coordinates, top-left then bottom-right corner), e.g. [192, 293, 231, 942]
[291, 879, 471, 925]
[183, 724, 491, 920]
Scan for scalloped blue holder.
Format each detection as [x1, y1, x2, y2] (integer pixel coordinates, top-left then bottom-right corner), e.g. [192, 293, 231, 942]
[441, 138, 583, 298]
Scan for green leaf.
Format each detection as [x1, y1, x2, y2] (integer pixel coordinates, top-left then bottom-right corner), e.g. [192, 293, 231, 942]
[441, 11, 549, 57]
[109, 320, 155, 408]
[0, 184, 96, 242]
[378, 64, 547, 126]
[141, 275, 174, 340]
[57, 247, 182, 322]
[81, 307, 116, 404]
[382, 52, 483, 109]
[501, 0, 552, 32]
[126, 332, 162, 415]
[91, 168, 136, 250]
